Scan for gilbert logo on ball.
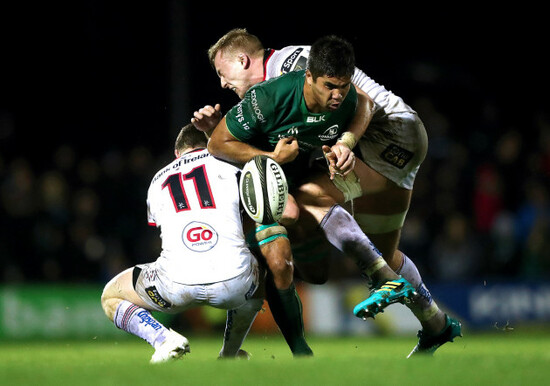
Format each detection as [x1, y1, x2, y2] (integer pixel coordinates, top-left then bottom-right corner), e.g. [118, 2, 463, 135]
[239, 155, 288, 224]
[182, 221, 218, 252]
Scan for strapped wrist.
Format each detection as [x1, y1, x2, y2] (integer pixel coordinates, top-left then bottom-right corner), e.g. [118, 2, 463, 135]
[337, 132, 357, 149]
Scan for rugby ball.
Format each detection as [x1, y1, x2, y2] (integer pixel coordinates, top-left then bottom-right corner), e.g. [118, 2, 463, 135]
[239, 155, 288, 224]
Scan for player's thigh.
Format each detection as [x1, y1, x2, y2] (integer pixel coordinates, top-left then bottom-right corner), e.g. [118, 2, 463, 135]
[295, 174, 343, 206]
[354, 159, 394, 195]
[101, 267, 150, 320]
[102, 267, 149, 308]
[206, 259, 261, 310]
[133, 262, 200, 314]
[354, 181, 412, 215]
[357, 111, 428, 191]
[291, 175, 345, 226]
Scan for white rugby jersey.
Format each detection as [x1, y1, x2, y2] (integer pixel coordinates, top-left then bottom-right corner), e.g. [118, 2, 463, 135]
[263, 45, 414, 118]
[146, 148, 253, 285]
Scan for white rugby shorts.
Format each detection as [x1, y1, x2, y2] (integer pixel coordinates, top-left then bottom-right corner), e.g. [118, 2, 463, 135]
[132, 259, 260, 313]
[358, 112, 428, 190]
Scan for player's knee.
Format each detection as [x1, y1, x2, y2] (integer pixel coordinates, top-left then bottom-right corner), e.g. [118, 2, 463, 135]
[269, 254, 294, 280]
[266, 250, 294, 289]
[252, 223, 293, 286]
[100, 282, 121, 321]
[101, 295, 120, 322]
[355, 210, 408, 235]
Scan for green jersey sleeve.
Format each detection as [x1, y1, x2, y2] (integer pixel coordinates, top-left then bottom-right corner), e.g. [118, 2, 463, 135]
[224, 84, 274, 142]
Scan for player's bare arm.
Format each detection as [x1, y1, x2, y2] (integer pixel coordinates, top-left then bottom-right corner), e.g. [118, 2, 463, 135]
[191, 104, 222, 136]
[208, 117, 299, 165]
[328, 90, 374, 178]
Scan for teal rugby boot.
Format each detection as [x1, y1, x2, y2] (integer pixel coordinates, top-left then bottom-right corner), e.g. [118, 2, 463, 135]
[353, 277, 417, 319]
[407, 315, 463, 358]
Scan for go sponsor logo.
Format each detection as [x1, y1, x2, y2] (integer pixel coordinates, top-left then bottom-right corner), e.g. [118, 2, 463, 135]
[182, 221, 218, 252]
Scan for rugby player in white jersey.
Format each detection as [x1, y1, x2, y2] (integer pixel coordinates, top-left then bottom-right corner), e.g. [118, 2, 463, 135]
[192, 29, 461, 357]
[100, 124, 311, 362]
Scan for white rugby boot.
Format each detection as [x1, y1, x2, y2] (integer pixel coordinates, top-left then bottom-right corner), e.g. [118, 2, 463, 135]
[150, 328, 190, 364]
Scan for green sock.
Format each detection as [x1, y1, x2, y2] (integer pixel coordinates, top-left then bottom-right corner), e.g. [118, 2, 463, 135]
[266, 278, 313, 356]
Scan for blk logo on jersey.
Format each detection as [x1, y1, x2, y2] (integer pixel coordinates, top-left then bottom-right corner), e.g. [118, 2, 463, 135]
[182, 221, 218, 252]
[306, 115, 326, 123]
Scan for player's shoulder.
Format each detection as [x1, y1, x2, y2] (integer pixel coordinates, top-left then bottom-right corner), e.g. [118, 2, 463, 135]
[149, 149, 210, 185]
[208, 154, 241, 175]
[177, 148, 239, 174]
[253, 68, 305, 94]
[244, 70, 304, 118]
[150, 159, 176, 186]
[267, 45, 311, 79]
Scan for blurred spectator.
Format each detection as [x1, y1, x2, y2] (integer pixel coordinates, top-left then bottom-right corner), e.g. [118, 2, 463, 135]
[428, 212, 482, 282]
[1, 158, 37, 281]
[494, 129, 523, 211]
[473, 163, 503, 233]
[515, 179, 550, 278]
[489, 210, 519, 275]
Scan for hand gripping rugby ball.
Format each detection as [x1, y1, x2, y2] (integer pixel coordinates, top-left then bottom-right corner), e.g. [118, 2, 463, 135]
[239, 155, 288, 224]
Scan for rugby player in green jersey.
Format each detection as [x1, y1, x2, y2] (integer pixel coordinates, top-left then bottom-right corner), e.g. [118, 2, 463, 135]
[208, 35, 418, 355]
[197, 29, 462, 357]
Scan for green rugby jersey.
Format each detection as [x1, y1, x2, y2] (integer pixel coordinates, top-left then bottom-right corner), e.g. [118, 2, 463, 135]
[225, 70, 357, 185]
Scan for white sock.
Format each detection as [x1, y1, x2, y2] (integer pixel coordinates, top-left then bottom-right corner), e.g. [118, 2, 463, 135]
[220, 298, 263, 357]
[320, 205, 385, 273]
[114, 300, 168, 348]
[396, 253, 440, 321]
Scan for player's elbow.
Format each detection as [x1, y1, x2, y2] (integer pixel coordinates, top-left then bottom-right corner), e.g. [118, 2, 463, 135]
[207, 132, 228, 159]
[206, 137, 218, 155]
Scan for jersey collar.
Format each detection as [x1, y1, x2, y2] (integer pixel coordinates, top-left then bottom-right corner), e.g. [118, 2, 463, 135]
[178, 147, 206, 159]
[262, 49, 275, 81]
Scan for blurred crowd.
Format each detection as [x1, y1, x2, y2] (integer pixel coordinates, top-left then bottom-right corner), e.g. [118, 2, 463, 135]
[1, 93, 549, 286]
[400, 101, 550, 283]
[0, 136, 169, 283]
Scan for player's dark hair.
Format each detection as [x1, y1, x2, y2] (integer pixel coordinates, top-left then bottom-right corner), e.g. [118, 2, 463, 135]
[307, 35, 355, 80]
[175, 124, 208, 153]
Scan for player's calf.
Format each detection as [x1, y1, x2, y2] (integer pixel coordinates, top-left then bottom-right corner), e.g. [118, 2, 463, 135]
[113, 299, 190, 363]
[319, 204, 400, 284]
[249, 223, 313, 357]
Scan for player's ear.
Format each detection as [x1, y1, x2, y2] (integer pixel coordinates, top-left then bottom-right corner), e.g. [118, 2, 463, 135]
[174, 149, 180, 158]
[238, 53, 251, 69]
[305, 69, 313, 86]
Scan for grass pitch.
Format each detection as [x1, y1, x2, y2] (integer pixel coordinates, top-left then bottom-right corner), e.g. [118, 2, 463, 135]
[2, 330, 549, 385]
